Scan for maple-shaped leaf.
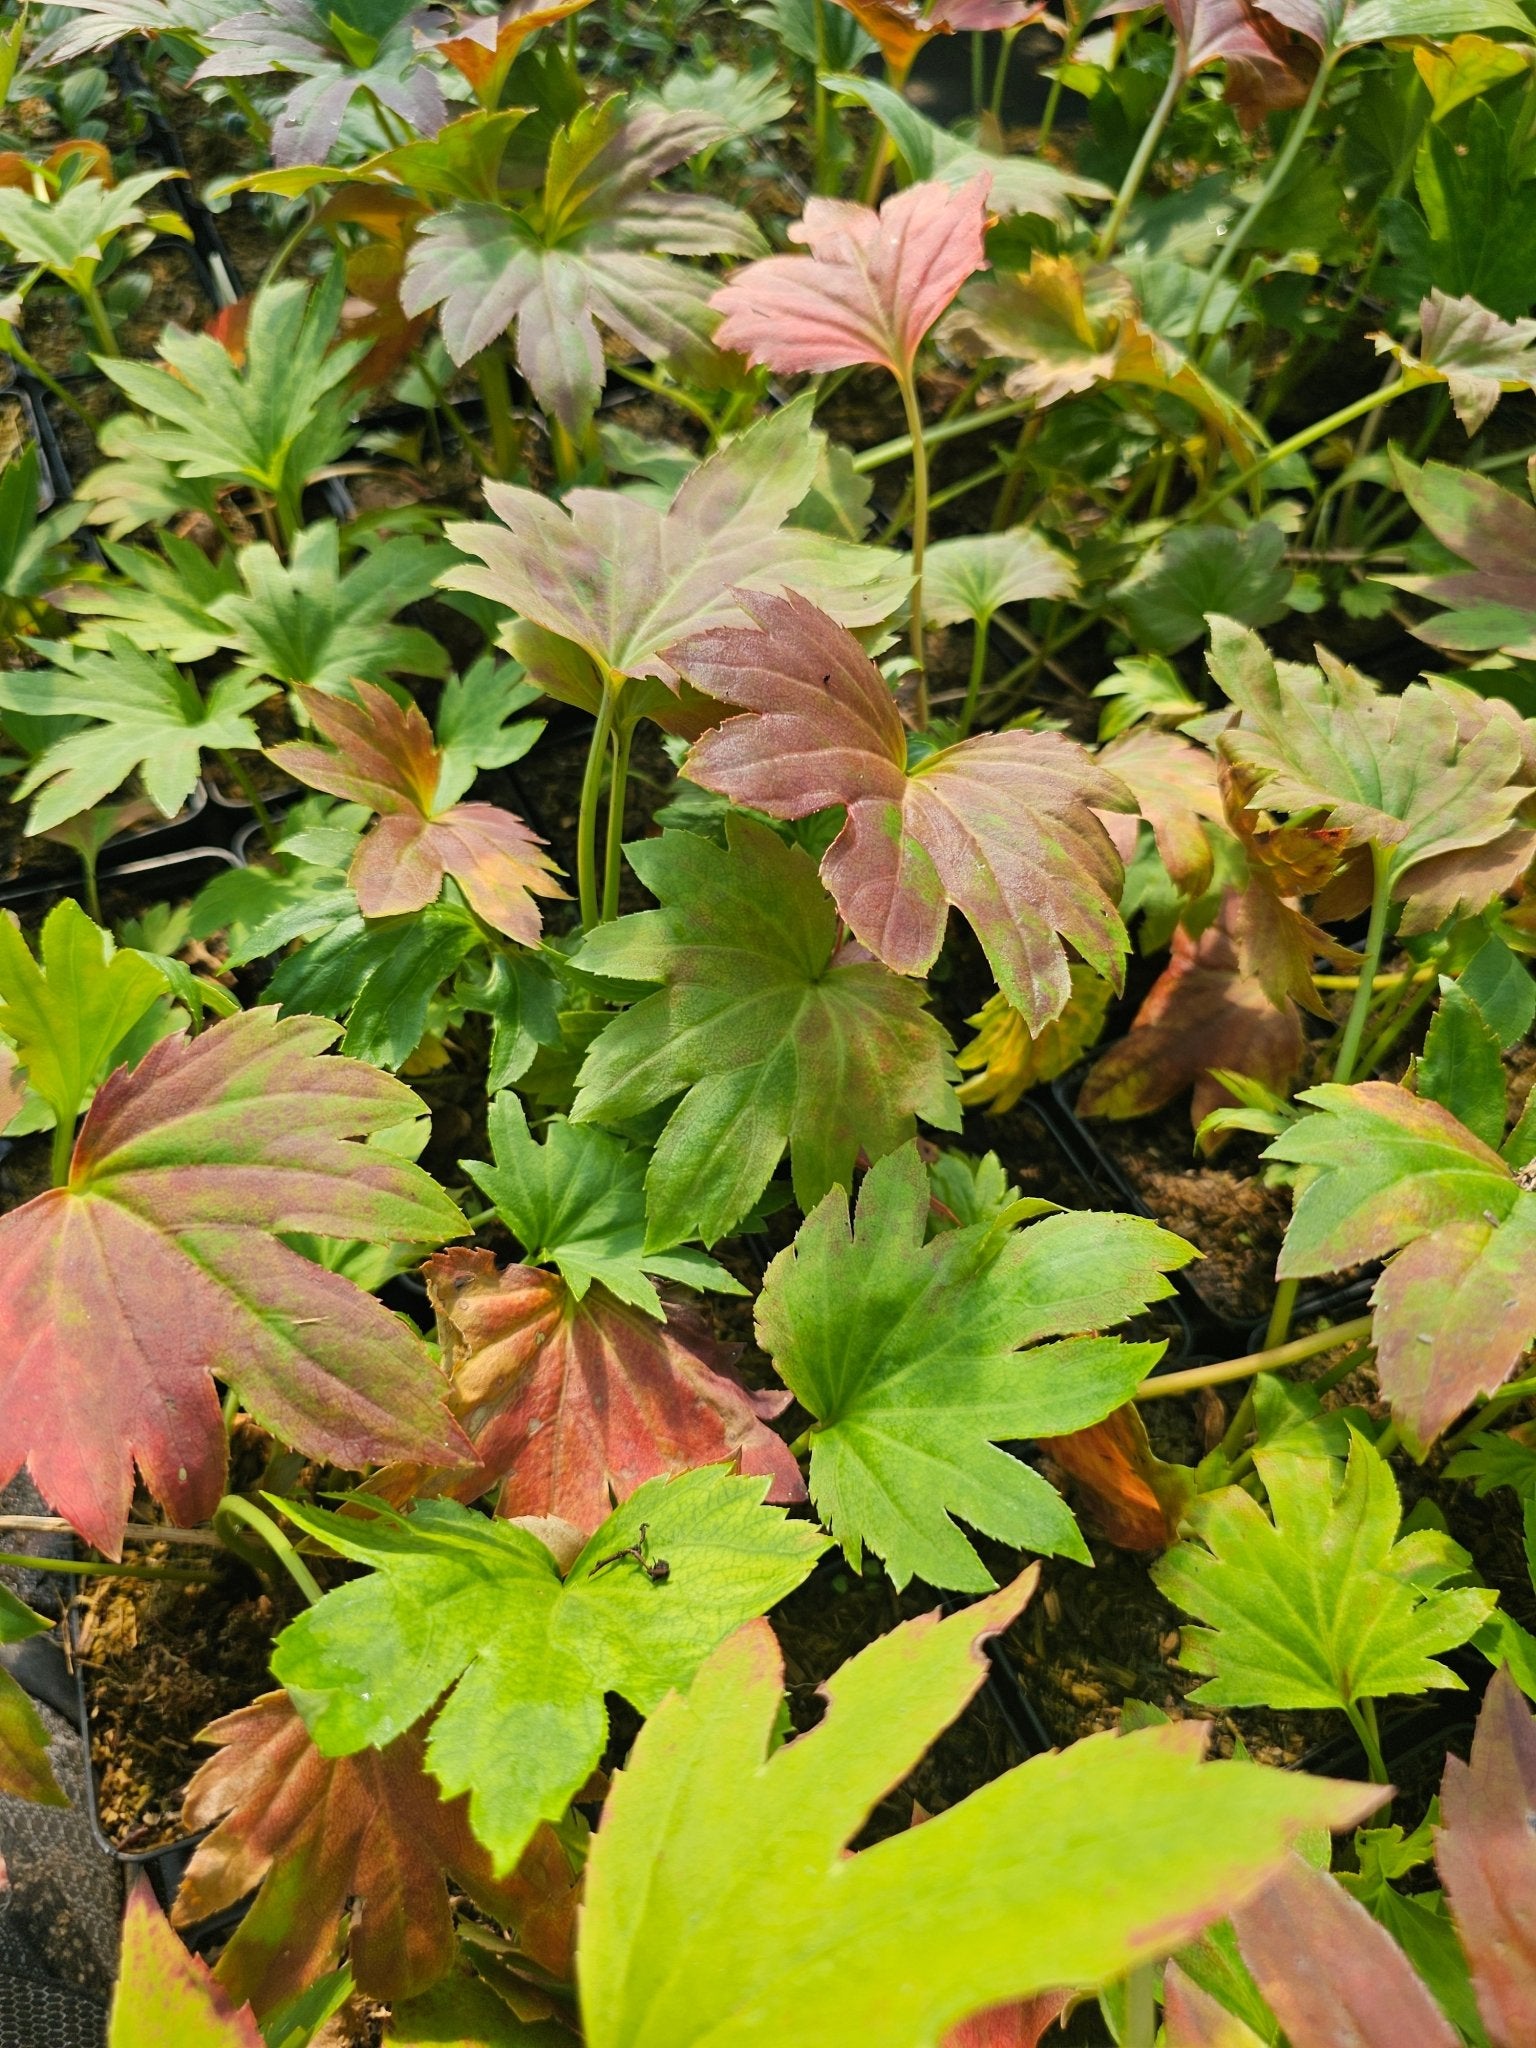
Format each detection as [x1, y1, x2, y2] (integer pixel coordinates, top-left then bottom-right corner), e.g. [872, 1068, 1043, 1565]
[1376, 289, 1536, 434]
[1228, 1853, 1459, 2048]
[109, 1882, 263, 2048]
[755, 1142, 1193, 1590]
[195, 0, 446, 168]
[1096, 726, 1224, 897]
[433, 0, 597, 102]
[1079, 894, 1304, 1130]
[1102, 0, 1314, 125]
[401, 98, 760, 426]
[440, 396, 906, 704]
[55, 531, 242, 664]
[0, 1009, 469, 1555]
[269, 684, 563, 943]
[0, 634, 269, 834]
[921, 528, 1077, 627]
[571, 819, 961, 1245]
[1039, 1404, 1194, 1553]
[942, 254, 1262, 469]
[1152, 1435, 1494, 1715]
[956, 967, 1113, 1116]
[1437, 1666, 1536, 2046]
[461, 1091, 742, 1313]
[579, 1578, 1383, 2048]
[710, 175, 988, 379]
[174, 1690, 576, 2013]
[829, 0, 1045, 80]
[1257, 0, 1529, 56]
[271, 1467, 828, 1870]
[675, 590, 1133, 1029]
[211, 524, 451, 697]
[1209, 617, 1536, 936]
[0, 1585, 67, 1807]
[413, 1244, 802, 1533]
[1390, 452, 1536, 657]
[1265, 1081, 1536, 1449]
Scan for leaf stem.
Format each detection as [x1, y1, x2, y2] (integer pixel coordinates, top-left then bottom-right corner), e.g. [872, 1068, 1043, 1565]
[895, 363, 930, 724]
[603, 713, 634, 923]
[214, 1496, 323, 1605]
[959, 613, 991, 737]
[80, 279, 120, 357]
[992, 24, 1022, 123]
[1094, 61, 1184, 262]
[219, 748, 274, 840]
[0, 1549, 210, 1583]
[577, 680, 618, 929]
[1346, 1696, 1390, 1786]
[49, 1114, 73, 1190]
[475, 344, 521, 480]
[1265, 1276, 1299, 1351]
[851, 398, 1032, 473]
[1190, 50, 1337, 361]
[1135, 1315, 1375, 1400]
[1193, 378, 1413, 517]
[0, 1514, 220, 1547]
[1333, 844, 1395, 1087]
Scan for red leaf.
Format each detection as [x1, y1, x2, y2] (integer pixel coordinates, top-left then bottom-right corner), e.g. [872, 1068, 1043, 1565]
[943, 1992, 1071, 2047]
[710, 177, 990, 379]
[831, 0, 1046, 77]
[435, 0, 598, 94]
[175, 1690, 577, 2015]
[0, 1010, 469, 1556]
[1163, 1963, 1266, 2045]
[1039, 1405, 1193, 1552]
[270, 682, 565, 943]
[1437, 1666, 1536, 2047]
[675, 589, 1131, 1030]
[1231, 1852, 1458, 2047]
[417, 1248, 804, 1536]
[1077, 893, 1303, 1129]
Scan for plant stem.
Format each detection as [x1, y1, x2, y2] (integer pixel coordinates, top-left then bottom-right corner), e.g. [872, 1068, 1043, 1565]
[219, 749, 274, 839]
[1035, 18, 1081, 147]
[214, 1496, 323, 1604]
[1354, 970, 1438, 1079]
[0, 1514, 220, 1547]
[896, 364, 930, 723]
[1136, 1315, 1375, 1400]
[79, 279, 119, 357]
[475, 345, 521, 479]
[603, 714, 633, 923]
[50, 1114, 73, 1190]
[1442, 1372, 1536, 1451]
[1346, 1696, 1390, 1786]
[1125, 1963, 1156, 2048]
[1095, 61, 1184, 262]
[1333, 844, 1395, 1087]
[1265, 1277, 1299, 1351]
[1194, 377, 1414, 518]
[812, 0, 834, 192]
[992, 25, 1022, 123]
[577, 681, 618, 929]
[1190, 51, 1337, 359]
[852, 398, 1031, 473]
[0, 1550, 210, 1583]
[959, 613, 991, 736]
[80, 848, 101, 925]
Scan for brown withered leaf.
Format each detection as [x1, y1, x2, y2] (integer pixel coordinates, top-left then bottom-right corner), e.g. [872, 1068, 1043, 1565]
[416, 1247, 804, 1536]
[1219, 754, 1351, 1017]
[175, 1690, 578, 2016]
[1437, 1666, 1536, 2046]
[1078, 894, 1304, 1130]
[1039, 1404, 1195, 1553]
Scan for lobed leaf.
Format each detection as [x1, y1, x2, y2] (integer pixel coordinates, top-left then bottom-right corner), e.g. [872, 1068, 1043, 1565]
[108, 1882, 263, 2048]
[1437, 1666, 1536, 2045]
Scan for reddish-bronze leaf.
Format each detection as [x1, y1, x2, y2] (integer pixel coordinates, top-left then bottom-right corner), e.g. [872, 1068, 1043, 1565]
[112, 1881, 263, 2047]
[0, 1010, 469, 1556]
[1102, 0, 1314, 123]
[435, 0, 598, 94]
[710, 177, 990, 379]
[1098, 728, 1224, 897]
[943, 1992, 1071, 2046]
[175, 1690, 577, 2015]
[1078, 895, 1303, 1129]
[1437, 1666, 1536, 2047]
[417, 1247, 804, 1535]
[269, 683, 565, 943]
[1039, 1404, 1193, 1553]
[831, 0, 1046, 78]
[675, 589, 1132, 1030]
[1163, 1963, 1266, 2046]
[1231, 1852, 1458, 2047]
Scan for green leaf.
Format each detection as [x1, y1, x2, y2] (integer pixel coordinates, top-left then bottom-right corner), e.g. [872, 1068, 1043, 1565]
[0, 634, 269, 833]
[1153, 1435, 1494, 1712]
[1417, 979, 1507, 1149]
[571, 820, 960, 1245]
[1114, 525, 1292, 654]
[0, 164, 173, 288]
[434, 654, 544, 808]
[463, 1093, 744, 1316]
[1459, 932, 1536, 1050]
[0, 897, 168, 1132]
[58, 532, 242, 664]
[271, 1467, 827, 1873]
[267, 903, 481, 1070]
[578, 1577, 1383, 2048]
[109, 1882, 262, 2047]
[754, 1143, 1193, 1591]
[0, 1586, 67, 1807]
[211, 525, 450, 698]
[921, 528, 1076, 626]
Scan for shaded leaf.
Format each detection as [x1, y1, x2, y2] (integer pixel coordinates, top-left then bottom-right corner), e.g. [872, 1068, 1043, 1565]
[414, 1244, 802, 1534]
[1153, 1435, 1494, 1712]
[175, 1691, 576, 2014]
[271, 1468, 828, 1871]
[1039, 1404, 1194, 1553]
[1079, 895, 1303, 1129]
[270, 683, 563, 942]
[922, 528, 1076, 625]
[711, 175, 988, 378]
[1437, 1666, 1536, 2047]
[109, 1881, 263, 2048]
[1257, 0, 1530, 49]
[0, 1009, 468, 1555]
[677, 589, 1133, 1028]
[571, 819, 961, 1244]
[1266, 1081, 1536, 1447]
[1392, 453, 1536, 659]
[755, 1142, 1192, 1590]
[1231, 1854, 1458, 2046]
[1112, 524, 1291, 655]
[440, 396, 907, 697]
[1417, 978, 1506, 1147]
[956, 968, 1114, 1115]
[579, 1581, 1384, 2047]
[0, 1588, 67, 1807]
